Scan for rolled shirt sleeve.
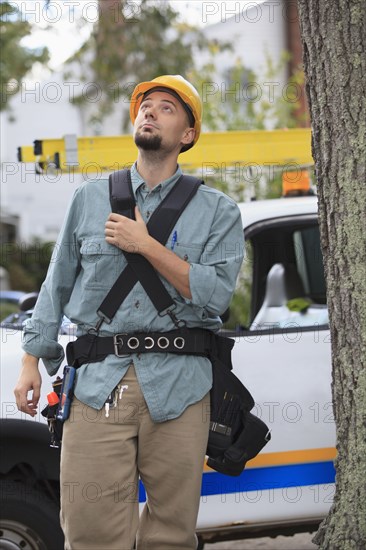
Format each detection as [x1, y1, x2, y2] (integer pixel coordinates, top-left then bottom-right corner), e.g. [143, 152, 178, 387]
[187, 196, 244, 316]
[22, 187, 83, 375]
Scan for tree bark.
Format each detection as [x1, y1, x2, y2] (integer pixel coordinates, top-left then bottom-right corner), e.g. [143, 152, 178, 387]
[284, 1, 310, 126]
[297, 0, 366, 548]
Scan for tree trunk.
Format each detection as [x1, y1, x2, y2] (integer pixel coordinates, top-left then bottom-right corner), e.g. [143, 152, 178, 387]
[297, 1, 366, 548]
[284, 1, 310, 126]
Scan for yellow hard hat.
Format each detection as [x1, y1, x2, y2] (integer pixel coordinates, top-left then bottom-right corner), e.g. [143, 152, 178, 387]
[130, 75, 202, 151]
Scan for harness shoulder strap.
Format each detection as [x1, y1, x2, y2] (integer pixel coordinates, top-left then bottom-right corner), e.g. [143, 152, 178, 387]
[109, 168, 135, 219]
[97, 169, 202, 323]
[109, 169, 202, 241]
[147, 174, 203, 243]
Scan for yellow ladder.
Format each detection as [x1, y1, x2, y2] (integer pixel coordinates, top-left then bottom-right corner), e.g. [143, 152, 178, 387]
[18, 129, 312, 174]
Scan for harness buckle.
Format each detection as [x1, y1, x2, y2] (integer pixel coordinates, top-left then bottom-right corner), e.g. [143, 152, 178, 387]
[113, 333, 127, 357]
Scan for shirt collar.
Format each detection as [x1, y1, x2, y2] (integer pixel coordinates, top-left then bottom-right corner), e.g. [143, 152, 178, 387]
[130, 162, 183, 200]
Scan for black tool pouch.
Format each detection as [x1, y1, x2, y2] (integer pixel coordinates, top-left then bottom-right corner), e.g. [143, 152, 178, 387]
[207, 409, 270, 476]
[206, 335, 271, 476]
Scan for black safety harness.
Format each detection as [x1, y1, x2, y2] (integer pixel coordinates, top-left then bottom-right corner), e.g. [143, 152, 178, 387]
[66, 170, 232, 368]
[63, 169, 271, 476]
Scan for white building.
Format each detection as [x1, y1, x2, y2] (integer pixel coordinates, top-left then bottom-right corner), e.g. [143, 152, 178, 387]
[196, 1, 287, 92]
[1, 71, 84, 242]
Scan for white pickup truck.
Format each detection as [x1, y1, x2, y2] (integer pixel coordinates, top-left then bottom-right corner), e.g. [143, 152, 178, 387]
[0, 194, 335, 549]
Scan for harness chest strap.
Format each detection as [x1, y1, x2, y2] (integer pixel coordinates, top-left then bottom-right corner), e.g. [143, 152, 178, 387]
[97, 169, 202, 323]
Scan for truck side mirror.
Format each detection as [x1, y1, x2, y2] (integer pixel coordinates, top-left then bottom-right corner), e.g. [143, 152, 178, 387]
[19, 292, 38, 311]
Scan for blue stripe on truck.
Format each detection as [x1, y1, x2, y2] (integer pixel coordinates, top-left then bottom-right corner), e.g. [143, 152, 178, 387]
[138, 460, 336, 502]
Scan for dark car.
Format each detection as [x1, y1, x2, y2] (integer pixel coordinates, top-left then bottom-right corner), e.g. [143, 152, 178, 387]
[0, 292, 38, 329]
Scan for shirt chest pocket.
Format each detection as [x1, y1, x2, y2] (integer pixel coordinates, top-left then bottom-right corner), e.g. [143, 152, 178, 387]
[173, 241, 204, 264]
[80, 238, 122, 289]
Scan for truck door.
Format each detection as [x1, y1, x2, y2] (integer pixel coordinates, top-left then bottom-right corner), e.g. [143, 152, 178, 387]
[198, 212, 335, 531]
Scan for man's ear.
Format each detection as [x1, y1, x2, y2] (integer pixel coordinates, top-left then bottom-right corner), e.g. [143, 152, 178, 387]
[181, 128, 195, 146]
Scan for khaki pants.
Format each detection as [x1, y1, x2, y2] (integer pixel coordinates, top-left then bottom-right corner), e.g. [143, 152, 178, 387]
[60, 364, 210, 550]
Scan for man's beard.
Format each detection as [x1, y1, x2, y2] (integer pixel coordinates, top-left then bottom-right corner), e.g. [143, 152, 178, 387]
[134, 132, 162, 151]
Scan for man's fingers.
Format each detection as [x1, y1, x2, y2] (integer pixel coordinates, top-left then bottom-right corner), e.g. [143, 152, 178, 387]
[14, 374, 42, 416]
[17, 395, 38, 416]
[16, 392, 37, 415]
[14, 355, 41, 417]
[32, 385, 41, 405]
[107, 213, 124, 222]
[135, 206, 142, 221]
[104, 226, 115, 237]
[14, 387, 26, 406]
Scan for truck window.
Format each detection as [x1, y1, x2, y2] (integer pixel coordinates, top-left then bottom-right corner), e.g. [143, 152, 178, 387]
[293, 227, 326, 304]
[226, 218, 327, 331]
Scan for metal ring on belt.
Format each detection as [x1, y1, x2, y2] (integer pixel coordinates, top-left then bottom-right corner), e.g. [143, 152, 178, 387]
[112, 332, 189, 356]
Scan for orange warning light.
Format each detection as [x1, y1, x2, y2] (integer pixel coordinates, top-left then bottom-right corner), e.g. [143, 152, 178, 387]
[282, 170, 311, 196]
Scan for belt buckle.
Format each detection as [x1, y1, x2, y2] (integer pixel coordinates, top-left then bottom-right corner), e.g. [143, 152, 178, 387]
[113, 333, 126, 357]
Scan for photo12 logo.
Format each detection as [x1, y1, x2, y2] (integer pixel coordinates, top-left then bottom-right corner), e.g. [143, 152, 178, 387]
[201, 1, 299, 24]
[6, 1, 142, 24]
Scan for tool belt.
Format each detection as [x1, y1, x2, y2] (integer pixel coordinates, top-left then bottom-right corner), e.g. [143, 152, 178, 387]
[66, 328, 232, 367]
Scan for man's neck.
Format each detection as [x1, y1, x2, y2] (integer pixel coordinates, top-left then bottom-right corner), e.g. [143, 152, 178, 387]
[136, 151, 179, 189]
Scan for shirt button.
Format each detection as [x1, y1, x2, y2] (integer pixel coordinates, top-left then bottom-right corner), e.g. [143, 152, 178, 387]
[146, 211, 151, 219]
[135, 301, 140, 308]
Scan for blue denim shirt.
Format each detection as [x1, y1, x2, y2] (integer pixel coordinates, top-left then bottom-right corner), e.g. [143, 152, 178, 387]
[23, 164, 244, 422]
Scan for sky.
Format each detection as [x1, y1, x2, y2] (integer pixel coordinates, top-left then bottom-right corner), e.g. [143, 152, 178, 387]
[10, 0, 265, 69]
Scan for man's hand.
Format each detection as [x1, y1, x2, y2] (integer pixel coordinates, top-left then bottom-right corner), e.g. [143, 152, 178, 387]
[14, 353, 42, 417]
[105, 206, 150, 253]
[106, 206, 192, 299]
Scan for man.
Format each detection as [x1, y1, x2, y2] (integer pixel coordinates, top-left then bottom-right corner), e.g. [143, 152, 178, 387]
[14, 75, 244, 549]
